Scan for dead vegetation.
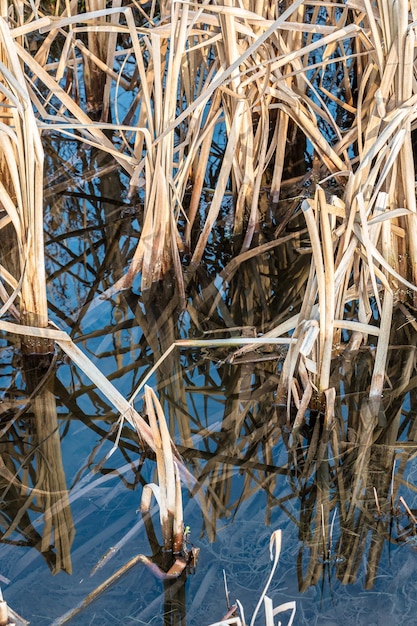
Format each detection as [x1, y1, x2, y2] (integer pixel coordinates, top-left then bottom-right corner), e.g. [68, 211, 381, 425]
[0, 0, 415, 422]
[0, 0, 417, 622]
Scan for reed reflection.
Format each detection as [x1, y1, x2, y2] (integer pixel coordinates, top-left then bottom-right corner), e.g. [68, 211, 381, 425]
[27, 134, 417, 620]
[167, 327, 417, 596]
[293, 394, 417, 594]
[0, 353, 74, 575]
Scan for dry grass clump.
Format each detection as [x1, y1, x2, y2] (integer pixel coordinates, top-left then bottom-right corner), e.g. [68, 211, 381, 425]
[0, 17, 51, 353]
[0, 0, 412, 421]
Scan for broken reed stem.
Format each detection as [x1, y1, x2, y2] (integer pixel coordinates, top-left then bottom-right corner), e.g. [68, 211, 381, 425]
[143, 386, 185, 553]
[144, 385, 176, 550]
[51, 554, 145, 625]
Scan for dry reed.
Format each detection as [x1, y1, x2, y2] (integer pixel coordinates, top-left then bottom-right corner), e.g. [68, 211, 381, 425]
[0, 0, 415, 416]
[0, 18, 51, 353]
[1, 1, 417, 619]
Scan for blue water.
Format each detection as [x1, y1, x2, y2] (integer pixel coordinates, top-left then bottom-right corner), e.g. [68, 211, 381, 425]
[0, 151, 417, 625]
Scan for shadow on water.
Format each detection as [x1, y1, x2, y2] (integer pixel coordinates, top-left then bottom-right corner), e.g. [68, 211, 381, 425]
[1, 141, 417, 624]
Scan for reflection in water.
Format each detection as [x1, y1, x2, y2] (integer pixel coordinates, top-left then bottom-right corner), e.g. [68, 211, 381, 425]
[1, 289, 417, 621]
[0, 149, 416, 622]
[0, 353, 74, 575]
[293, 397, 406, 593]
[186, 346, 417, 593]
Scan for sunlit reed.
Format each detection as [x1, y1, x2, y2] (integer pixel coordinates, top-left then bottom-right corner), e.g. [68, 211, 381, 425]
[0, 0, 415, 414]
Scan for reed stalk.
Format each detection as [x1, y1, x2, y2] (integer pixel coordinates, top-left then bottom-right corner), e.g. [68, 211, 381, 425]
[1, 0, 415, 406]
[0, 17, 51, 353]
